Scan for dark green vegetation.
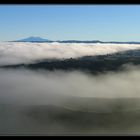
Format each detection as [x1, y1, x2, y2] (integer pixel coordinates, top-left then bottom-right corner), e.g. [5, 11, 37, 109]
[1, 97, 140, 135]
[2, 49, 140, 74]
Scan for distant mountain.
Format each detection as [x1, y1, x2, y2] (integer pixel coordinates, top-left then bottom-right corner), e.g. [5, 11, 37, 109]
[15, 36, 52, 42]
[57, 40, 102, 43]
[12, 36, 140, 44]
[57, 40, 140, 44]
[58, 40, 140, 44]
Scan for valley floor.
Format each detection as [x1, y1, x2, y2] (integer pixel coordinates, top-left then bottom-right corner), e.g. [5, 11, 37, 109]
[1, 98, 140, 135]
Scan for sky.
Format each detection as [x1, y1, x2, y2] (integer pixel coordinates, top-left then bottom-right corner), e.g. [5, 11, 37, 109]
[0, 5, 140, 41]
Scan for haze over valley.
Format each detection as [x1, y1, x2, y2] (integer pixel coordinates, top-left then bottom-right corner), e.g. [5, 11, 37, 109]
[1, 5, 140, 136]
[0, 39, 140, 135]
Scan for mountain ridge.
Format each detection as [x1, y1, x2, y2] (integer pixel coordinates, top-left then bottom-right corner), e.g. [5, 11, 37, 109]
[14, 36, 51, 42]
[12, 36, 140, 44]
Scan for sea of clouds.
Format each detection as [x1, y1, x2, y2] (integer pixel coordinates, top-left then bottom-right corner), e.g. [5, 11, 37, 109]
[1, 42, 140, 134]
[0, 42, 140, 65]
[0, 42, 140, 103]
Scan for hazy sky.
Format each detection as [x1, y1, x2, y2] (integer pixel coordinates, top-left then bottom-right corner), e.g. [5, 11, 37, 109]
[0, 5, 140, 41]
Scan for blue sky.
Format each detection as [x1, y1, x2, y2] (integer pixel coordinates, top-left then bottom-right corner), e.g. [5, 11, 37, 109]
[0, 5, 140, 41]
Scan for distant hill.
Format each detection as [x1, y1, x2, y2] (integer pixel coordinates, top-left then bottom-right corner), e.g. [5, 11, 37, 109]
[14, 36, 52, 42]
[2, 49, 140, 74]
[12, 36, 140, 44]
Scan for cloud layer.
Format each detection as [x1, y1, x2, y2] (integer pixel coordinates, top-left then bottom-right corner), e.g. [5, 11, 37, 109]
[1, 42, 140, 65]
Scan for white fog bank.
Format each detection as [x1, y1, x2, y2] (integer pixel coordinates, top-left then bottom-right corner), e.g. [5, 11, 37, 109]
[0, 42, 140, 65]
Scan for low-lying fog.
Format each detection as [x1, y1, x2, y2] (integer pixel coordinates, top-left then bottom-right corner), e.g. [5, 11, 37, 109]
[1, 42, 140, 65]
[1, 65, 140, 135]
[0, 65, 140, 105]
[1, 42, 140, 135]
